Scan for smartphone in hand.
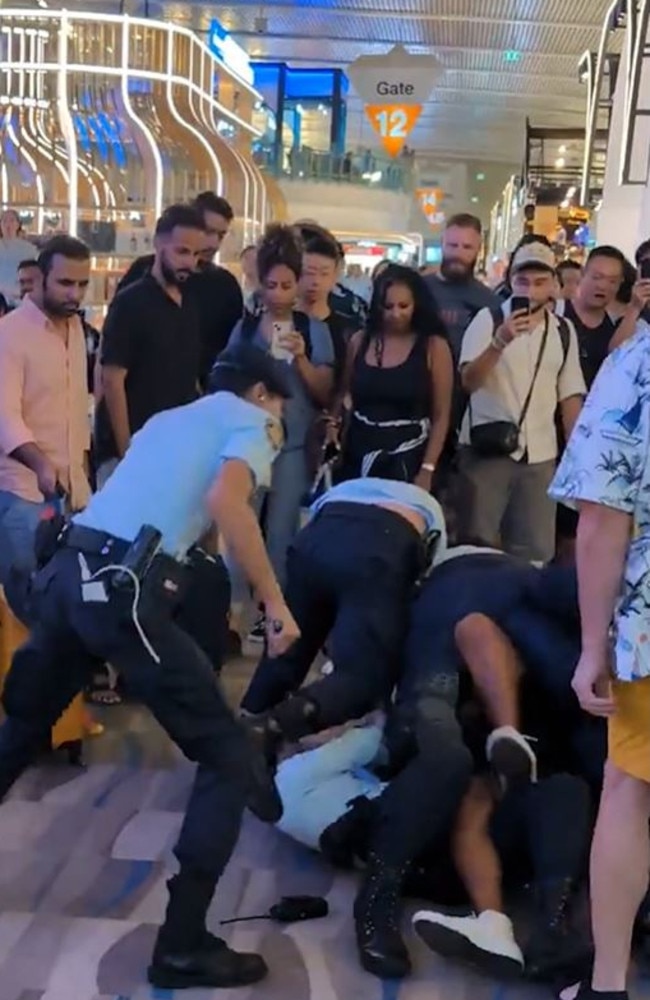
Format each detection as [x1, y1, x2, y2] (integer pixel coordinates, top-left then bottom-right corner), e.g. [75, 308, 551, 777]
[511, 296, 530, 314]
[641, 260, 650, 281]
[271, 321, 294, 363]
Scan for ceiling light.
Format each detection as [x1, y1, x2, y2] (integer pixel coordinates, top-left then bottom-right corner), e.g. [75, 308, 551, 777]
[555, 157, 566, 168]
[566, 185, 576, 199]
[558, 145, 567, 154]
[561, 199, 569, 208]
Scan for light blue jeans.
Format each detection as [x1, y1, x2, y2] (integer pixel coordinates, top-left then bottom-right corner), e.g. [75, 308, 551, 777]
[229, 446, 310, 603]
[0, 490, 49, 586]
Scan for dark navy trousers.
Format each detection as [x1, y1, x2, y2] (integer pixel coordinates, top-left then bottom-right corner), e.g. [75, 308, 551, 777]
[0, 546, 247, 884]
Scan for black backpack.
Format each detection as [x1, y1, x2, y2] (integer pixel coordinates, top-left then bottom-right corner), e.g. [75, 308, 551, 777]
[489, 305, 571, 371]
[240, 309, 313, 359]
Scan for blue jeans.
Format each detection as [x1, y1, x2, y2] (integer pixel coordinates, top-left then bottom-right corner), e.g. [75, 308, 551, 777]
[0, 491, 49, 586]
[229, 447, 310, 603]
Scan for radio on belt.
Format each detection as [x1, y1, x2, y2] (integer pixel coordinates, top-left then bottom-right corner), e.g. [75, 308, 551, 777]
[111, 524, 162, 591]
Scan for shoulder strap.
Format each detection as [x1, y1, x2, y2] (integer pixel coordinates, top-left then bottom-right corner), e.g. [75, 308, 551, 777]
[556, 315, 570, 368]
[517, 311, 550, 430]
[239, 310, 258, 341]
[489, 304, 505, 335]
[292, 311, 312, 358]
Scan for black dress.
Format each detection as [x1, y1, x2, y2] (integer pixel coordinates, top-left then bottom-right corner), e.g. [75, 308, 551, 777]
[341, 333, 432, 482]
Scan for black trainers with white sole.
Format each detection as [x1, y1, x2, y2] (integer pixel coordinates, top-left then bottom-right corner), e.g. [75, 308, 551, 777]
[486, 726, 538, 786]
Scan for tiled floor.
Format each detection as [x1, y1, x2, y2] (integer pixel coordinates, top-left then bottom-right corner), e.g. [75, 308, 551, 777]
[0, 656, 646, 1000]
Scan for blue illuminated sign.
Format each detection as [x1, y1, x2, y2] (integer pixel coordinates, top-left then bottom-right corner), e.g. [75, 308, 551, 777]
[252, 63, 349, 99]
[208, 19, 254, 84]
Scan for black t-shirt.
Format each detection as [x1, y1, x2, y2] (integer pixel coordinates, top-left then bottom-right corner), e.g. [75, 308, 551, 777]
[94, 274, 201, 464]
[562, 300, 619, 389]
[324, 309, 352, 388]
[117, 255, 243, 386]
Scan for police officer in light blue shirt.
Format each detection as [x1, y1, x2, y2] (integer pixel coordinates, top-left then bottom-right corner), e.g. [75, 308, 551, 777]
[0, 343, 299, 992]
[242, 477, 447, 744]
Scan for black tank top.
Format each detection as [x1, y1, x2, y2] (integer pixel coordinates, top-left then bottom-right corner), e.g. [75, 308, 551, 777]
[351, 334, 432, 422]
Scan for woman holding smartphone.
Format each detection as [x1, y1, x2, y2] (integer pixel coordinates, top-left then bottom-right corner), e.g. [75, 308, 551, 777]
[227, 224, 335, 641]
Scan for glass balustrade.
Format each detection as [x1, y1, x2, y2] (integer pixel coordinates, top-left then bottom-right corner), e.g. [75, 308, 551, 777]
[252, 144, 415, 193]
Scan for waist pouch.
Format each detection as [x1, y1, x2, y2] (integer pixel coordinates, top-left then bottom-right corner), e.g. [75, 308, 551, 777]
[469, 420, 519, 457]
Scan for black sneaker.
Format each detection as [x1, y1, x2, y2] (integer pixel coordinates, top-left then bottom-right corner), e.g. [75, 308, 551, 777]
[247, 615, 266, 643]
[148, 931, 268, 989]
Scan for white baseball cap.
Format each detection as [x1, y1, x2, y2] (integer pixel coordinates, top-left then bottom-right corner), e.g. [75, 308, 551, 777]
[511, 241, 556, 274]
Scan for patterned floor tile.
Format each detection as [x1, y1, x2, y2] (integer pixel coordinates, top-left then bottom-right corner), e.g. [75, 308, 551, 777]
[0, 661, 628, 999]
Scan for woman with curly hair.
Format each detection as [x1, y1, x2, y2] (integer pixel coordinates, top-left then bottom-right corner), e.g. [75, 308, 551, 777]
[227, 224, 335, 640]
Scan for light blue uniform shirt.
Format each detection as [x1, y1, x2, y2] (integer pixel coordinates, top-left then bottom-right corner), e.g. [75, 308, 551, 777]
[275, 725, 386, 850]
[227, 316, 334, 450]
[310, 478, 448, 558]
[75, 392, 281, 557]
[550, 331, 650, 680]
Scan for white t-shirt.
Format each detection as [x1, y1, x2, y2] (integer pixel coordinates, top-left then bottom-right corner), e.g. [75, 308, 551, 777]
[459, 301, 586, 464]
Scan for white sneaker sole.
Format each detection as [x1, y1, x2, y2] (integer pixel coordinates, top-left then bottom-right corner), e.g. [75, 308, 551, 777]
[413, 917, 523, 980]
[489, 736, 537, 784]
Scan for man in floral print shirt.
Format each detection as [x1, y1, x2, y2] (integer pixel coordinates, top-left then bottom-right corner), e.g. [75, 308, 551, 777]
[549, 328, 650, 1000]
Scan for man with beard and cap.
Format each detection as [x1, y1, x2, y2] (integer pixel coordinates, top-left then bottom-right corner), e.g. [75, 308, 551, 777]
[93, 204, 205, 489]
[117, 193, 243, 388]
[457, 239, 585, 563]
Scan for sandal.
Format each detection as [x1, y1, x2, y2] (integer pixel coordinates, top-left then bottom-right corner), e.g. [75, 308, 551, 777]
[86, 669, 122, 706]
[558, 982, 629, 1000]
[87, 687, 122, 706]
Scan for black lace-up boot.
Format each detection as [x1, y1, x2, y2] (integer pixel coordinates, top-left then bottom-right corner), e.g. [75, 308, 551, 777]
[353, 852, 411, 979]
[525, 877, 592, 981]
[148, 871, 268, 990]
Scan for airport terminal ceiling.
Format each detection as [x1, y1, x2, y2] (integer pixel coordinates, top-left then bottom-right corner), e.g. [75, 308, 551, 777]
[90, 0, 623, 163]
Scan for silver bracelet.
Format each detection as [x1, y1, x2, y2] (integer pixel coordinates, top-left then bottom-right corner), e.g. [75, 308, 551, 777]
[491, 333, 507, 352]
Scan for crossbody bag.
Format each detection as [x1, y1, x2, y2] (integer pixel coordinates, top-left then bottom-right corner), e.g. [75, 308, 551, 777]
[469, 311, 549, 458]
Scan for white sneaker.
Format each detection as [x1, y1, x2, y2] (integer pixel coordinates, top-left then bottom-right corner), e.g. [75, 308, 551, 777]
[486, 726, 538, 784]
[413, 908, 524, 979]
[247, 614, 266, 644]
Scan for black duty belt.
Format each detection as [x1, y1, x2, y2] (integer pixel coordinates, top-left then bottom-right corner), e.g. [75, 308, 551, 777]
[60, 522, 130, 558]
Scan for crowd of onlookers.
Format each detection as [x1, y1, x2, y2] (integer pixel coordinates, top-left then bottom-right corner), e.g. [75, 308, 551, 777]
[3, 193, 650, 986]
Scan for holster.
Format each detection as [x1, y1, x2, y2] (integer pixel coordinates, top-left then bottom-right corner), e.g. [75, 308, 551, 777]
[34, 513, 66, 569]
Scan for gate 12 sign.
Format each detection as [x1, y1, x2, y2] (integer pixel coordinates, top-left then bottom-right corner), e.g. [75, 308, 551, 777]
[366, 104, 423, 157]
[348, 45, 443, 158]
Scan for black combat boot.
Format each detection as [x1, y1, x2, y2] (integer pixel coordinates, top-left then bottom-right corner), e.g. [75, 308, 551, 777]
[354, 852, 411, 980]
[319, 795, 376, 869]
[241, 722, 284, 824]
[525, 877, 592, 981]
[148, 871, 268, 990]
[244, 694, 320, 773]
